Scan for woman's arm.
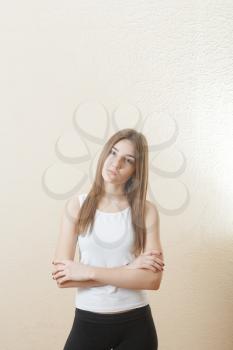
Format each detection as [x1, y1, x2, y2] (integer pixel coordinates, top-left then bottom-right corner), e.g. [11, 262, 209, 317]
[89, 265, 158, 290]
[53, 198, 164, 290]
[56, 262, 131, 289]
[52, 195, 98, 288]
[57, 280, 107, 288]
[53, 195, 79, 262]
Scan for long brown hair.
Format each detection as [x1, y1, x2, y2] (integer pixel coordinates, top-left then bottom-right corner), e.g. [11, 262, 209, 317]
[75, 128, 149, 257]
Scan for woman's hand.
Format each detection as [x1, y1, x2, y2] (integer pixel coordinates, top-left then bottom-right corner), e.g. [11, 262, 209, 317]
[52, 260, 93, 285]
[125, 250, 165, 272]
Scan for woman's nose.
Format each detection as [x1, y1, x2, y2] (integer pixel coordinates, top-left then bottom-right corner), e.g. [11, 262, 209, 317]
[112, 158, 121, 169]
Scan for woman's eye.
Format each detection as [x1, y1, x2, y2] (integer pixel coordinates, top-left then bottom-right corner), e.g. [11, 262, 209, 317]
[109, 150, 133, 164]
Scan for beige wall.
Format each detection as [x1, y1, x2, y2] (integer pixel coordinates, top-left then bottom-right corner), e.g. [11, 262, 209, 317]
[1, 1, 233, 349]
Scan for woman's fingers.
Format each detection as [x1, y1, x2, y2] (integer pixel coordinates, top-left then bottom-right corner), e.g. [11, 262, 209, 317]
[141, 264, 157, 272]
[52, 267, 66, 279]
[151, 256, 165, 266]
[139, 250, 165, 272]
[52, 260, 66, 265]
[53, 271, 66, 280]
[151, 253, 164, 264]
[52, 267, 64, 275]
[143, 254, 164, 266]
[146, 257, 164, 271]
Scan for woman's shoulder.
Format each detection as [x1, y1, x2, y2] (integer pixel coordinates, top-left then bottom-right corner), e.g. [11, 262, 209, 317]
[145, 200, 159, 220]
[71, 192, 88, 208]
[145, 199, 157, 209]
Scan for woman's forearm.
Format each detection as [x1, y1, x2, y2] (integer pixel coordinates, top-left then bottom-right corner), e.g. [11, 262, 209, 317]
[90, 265, 160, 290]
[58, 279, 107, 288]
[55, 262, 131, 288]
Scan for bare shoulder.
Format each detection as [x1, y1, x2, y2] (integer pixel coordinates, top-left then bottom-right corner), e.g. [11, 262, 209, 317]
[69, 193, 81, 209]
[145, 200, 159, 223]
[145, 200, 160, 236]
[63, 194, 81, 223]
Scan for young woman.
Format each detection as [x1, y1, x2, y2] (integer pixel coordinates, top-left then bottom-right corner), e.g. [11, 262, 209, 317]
[52, 128, 165, 350]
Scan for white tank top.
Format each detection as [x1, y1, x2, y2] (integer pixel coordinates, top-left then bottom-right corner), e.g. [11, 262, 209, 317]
[75, 193, 149, 313]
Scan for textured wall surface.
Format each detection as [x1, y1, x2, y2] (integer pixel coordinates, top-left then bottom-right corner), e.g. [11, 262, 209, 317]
[0, 1, 233, 349]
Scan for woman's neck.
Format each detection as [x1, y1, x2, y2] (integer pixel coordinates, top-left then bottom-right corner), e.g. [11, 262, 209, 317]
[98, 192, 129, 210]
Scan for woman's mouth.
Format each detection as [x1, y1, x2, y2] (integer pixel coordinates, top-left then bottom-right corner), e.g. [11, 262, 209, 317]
[108, 169, 117, 176]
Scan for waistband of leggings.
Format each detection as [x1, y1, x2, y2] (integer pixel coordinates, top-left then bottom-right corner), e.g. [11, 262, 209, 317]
[75, 304, 151, 324]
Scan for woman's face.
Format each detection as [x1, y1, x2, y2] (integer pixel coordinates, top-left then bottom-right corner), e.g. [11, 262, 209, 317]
[102, 139, 136, 185]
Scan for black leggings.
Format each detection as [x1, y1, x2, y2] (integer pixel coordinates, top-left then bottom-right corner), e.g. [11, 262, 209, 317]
[63, 304, 158, 350]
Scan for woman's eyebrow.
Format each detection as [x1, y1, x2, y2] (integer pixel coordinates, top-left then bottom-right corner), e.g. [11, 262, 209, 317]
[112, 146, 136, 159]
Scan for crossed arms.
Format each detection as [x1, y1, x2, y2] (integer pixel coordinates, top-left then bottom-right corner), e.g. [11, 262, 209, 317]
[52, 196, 164, 291]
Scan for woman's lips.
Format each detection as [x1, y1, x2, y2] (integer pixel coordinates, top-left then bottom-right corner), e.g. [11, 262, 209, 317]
[108, 169, 117, 176]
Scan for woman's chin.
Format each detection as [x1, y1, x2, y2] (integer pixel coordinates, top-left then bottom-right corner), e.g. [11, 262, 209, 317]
[105, 177, 116, 183]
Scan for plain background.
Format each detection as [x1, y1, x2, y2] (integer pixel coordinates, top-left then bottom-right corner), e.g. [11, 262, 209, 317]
[1, 1, 233, 349]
